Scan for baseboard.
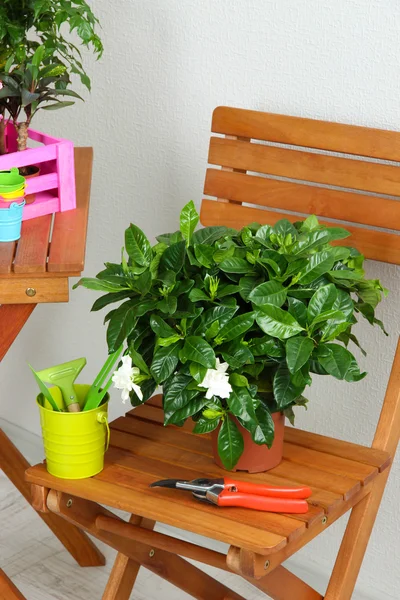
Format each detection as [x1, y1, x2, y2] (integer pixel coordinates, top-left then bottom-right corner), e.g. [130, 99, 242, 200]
[1, 419, 394, 600]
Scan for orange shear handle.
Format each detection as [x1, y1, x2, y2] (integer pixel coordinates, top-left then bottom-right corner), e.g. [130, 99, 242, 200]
[217, 491, 309, 513]
[224, 478, 312, 499]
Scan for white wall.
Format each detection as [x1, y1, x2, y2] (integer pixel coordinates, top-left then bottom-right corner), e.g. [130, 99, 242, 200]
[1, 1, 399, 597]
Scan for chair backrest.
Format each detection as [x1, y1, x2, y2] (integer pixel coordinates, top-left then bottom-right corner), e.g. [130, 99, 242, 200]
[201, 107, 400, 265]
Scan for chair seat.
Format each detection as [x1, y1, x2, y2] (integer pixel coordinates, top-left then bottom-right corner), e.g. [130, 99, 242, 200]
[25, 394, 391, 557]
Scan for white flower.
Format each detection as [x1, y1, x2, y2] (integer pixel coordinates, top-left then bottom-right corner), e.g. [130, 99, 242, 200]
[112, 355, 143, 403]
[200, 359, 232, 400]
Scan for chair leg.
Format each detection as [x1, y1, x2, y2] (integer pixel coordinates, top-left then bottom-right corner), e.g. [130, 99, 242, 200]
[0, 430, 105, 567]
[0, 569, 26, 600]
[102, 516, 155, 600]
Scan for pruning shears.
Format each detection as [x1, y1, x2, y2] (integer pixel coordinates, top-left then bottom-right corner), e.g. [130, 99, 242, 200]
[150, 478, 312, 513]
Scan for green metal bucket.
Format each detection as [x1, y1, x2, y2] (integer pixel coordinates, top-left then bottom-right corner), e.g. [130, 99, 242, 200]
[0, 168, 26, 192]
[37, 384, 110, 479]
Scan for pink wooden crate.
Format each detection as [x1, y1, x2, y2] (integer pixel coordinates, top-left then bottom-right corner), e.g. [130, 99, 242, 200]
[0, 122, 76, 221]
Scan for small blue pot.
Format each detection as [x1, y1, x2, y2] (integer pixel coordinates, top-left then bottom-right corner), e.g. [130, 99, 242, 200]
[0, 201, 25, 242]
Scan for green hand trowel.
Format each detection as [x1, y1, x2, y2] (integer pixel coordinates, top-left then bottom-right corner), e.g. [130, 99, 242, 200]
[34, 358, 87, 412]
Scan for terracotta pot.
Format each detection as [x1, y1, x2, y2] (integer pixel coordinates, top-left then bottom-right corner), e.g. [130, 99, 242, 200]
[20, 165, 40, 204]
[211, 412, 285, 473]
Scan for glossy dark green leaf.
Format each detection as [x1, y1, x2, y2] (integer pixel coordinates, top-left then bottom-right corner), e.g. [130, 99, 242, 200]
[125, 224, 152, 266]
[217, 313, 255, 343]
[238, 276, 260, 301]
[195, 305, 238, 335]
[287, 297, 308, 328]
[189, 362, 207, 383]
[167, 396, 208, 425]
[131, 270, 152, 296]
[251, 336, 285, 357]
[73, 277, 129, 292]
[273, 219, 298, 238]
[91, 290, 134, 312]
[217, 284, 240, 298]
[229, 373, 249, 387]
[192, 226, 234, 245]
[316, 343, 365, 381]
[310, 310, 346, 330]
[160, 241, 186, 273]
[130, 379, 157, 407]
[307, 284, 337, 323]
[286, 337, 314, 374]
[106, 301, 138, 352]
[228, 387, 257, 424]
[221, 343, 254, 369]
[333, 290, 354, 319]
[193, 417, 221, 434]
[189, 288, 210, 302]
[296, 251, 336, 285]
[180, 200, 199, 244]
[213, 246, 235, 263]
[249, 281, 287, 307]
[273, 363, 305, 409]
[157, 296, 178, 314]
[163, 375, 195, 415]
[128, 346, 151, 375]
[219, 258, 251, 274]
[256, 304, 304, 340]
[194, 243, 214, 268]
[150, 343, 181, 383]
[255, 403, 275, 448]
[217, 417, 244, 469]
[181, 337, 216, 368]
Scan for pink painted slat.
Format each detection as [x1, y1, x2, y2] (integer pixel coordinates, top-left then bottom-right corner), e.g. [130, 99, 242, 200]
[23, 193, 60, 221]
[25, 173, 59, 194]
[28, 128, 63, 145]
[56, 141, 76, 212]
[0, 145, 57, 170]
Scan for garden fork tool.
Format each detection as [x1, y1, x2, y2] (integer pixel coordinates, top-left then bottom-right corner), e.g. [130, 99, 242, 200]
[150, 477, 312, 513]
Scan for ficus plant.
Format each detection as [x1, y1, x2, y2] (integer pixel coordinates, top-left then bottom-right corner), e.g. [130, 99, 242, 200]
[75, 202, 388, 469]
[0, 0, 102, 158]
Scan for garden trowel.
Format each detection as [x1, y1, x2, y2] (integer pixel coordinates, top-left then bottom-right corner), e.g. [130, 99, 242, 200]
[35, 358, 87, 412]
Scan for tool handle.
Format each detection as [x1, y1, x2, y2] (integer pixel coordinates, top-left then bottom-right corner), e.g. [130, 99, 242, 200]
[217, 492, 309, 513]
[224, 478, 312, 499]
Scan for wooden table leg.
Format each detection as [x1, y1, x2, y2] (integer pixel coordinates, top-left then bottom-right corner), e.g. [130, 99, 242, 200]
[0, 569, 26, 600]
[0, 304, 105, 568]
[102, 516, 155, 600]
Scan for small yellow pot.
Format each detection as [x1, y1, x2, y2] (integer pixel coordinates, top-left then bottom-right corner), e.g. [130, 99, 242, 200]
[37, 384, 109, 479]
[0, 185, 26, 200]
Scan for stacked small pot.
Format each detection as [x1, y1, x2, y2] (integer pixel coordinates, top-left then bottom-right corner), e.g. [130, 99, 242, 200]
[0, 168, 26, 242]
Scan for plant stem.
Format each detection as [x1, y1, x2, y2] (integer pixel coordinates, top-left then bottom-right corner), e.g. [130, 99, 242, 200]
[16, 122, 29, 151]
[0, 117, 6, 156]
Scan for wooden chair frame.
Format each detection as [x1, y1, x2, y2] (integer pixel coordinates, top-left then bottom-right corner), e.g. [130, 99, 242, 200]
[26, 108, 400, 600]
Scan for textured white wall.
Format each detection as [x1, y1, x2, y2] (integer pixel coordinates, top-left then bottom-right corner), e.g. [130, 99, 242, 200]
[1, 1, 399, 597]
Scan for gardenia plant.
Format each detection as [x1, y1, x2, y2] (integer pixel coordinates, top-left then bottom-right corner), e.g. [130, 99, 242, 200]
[75, 202, 387, 469]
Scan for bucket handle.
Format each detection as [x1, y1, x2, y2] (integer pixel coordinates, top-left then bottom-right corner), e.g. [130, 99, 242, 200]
[97, 412, 110, 452]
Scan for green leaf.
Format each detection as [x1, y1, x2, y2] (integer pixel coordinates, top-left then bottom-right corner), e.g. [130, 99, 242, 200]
[158, 334, 183, 347]
[310, 310, 346, 330]
[157, 296, 178, 314]
[286, 337, 314, 374]
[216, 313, 255, 343]
[217, 284, 240, 298]
[256, 305, 304, 340]
[180, 201, 199, 244]
[333, 289, 354, 319]
[205, 320, 220, 341]
[73, 277, 129, 292]
[307, 284, 337, 323]
[150, 315, 176, 337]
[41, 101, 75, 110]
[160, 241, 186, 273]
[229, 373, 249, 387]
[194, 243, 214, 268]
[273, 219, 298, 237]
[189, 362, 207, 383]
[106, 301, 138, 352]
[192, 226, 234, 245]
[254, 403, 275, 448]
[296, 251, 336, 285]
[239, 276, 260, 301]
[221, 343, 254, 369]
[249, 281, 287, 307]
[287, 297, 308, 328]
[163, 375, 192, 413]
[131, 270, 152, 296]
[316, 343, 365, 381]
[189, 288, 210, 302]
[300, 215, 319, 232]
[129, 347, 150, 375]
[219, 257, 251, 274]
[181, 337, 216, 368]
[125, 224, 152, 266]
[167, 396, 208, 425]
[150, 343, 181, 383]
[91, 290, 134, 311]
[273, 364, 305, 410]
[321, 321, 352, 342]
[193, 418, 221, 434]
[218, 417, 244, 469]
[195, 305, 238, 335]
[251, 336, 285, 357]
[213, 246, 235, 263]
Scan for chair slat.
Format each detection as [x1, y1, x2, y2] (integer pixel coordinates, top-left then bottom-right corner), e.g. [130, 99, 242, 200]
[201, 199, 400, 264]
[285, 428, 391, 472]
[209, 137, 400, 197]
[212, 107, 400, 161]
[13, 215, 52, 273]
[47, 147, 92, 273]
[0, 242, 15, 274]
[204, 169, 400, 231]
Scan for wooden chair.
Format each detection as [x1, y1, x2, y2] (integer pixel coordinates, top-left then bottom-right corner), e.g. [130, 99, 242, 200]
[26, 108, 400, 600]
